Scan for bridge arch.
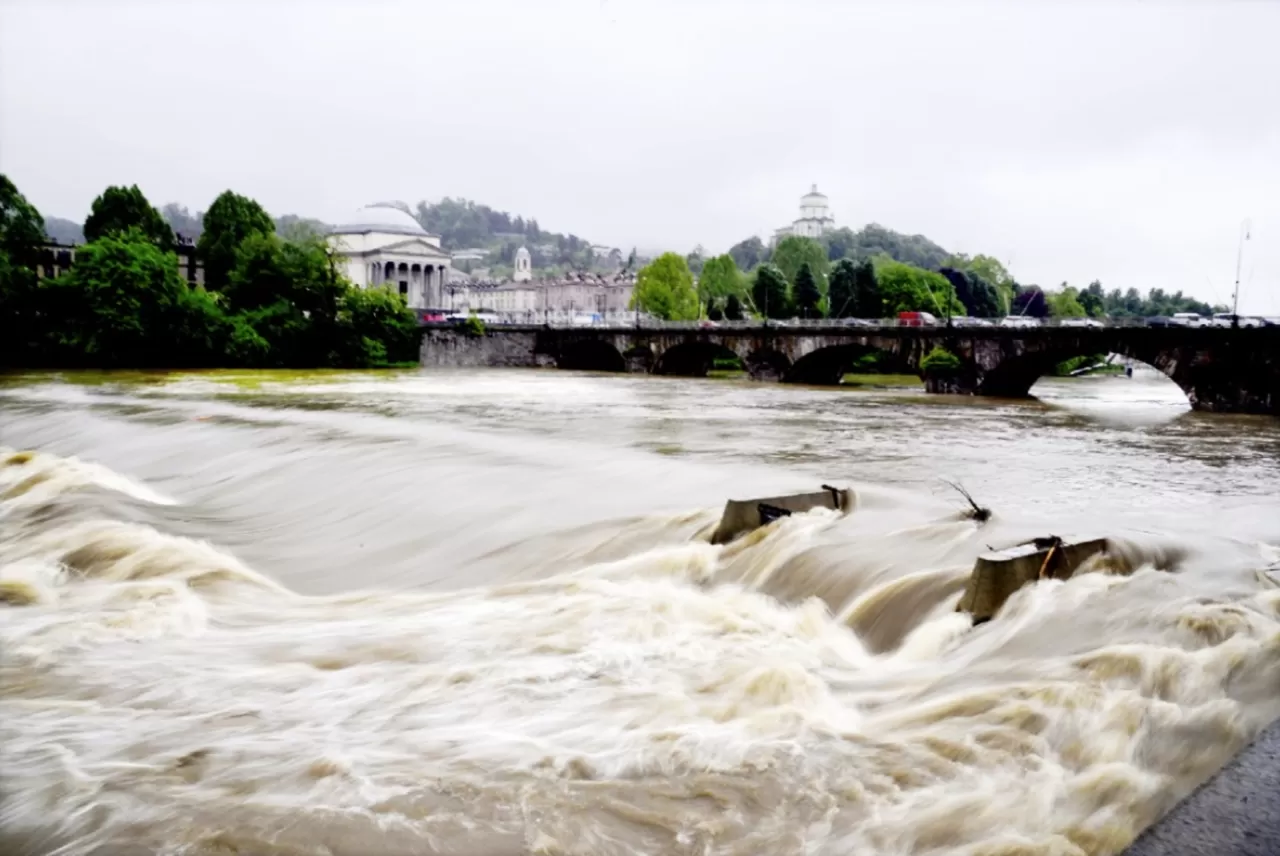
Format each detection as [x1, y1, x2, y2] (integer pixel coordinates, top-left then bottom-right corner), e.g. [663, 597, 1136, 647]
[556, 339, 626, 373]
[654, 340, 740, 377]
[786, 342, 912, 386]
[976, 344, 1187, 403]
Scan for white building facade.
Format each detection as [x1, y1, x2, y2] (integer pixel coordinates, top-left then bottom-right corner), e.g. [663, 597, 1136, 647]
[773, 184, 836, 243]
[442, 276, 637, 323]
[328, 204, 452, 310]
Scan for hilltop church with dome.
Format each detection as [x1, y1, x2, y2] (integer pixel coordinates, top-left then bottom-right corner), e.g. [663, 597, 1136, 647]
[773, 185, 836, 244]
[327, 204, 452, 310]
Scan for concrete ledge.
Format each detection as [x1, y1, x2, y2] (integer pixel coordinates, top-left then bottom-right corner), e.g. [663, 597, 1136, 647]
[709, 487, 852, 545]
[956, 538, 1110, 622]
[1124, 718, 1280, 856]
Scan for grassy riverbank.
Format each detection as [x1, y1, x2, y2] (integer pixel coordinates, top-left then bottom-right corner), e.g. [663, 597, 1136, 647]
[705, 369, 923, 388]
[841, 372, 923, 388]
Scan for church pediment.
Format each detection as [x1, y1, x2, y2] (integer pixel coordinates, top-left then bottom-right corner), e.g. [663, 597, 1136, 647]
[374, 238, 451, 260]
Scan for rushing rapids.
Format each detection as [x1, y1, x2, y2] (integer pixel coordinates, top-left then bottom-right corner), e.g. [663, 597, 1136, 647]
[2, 368, 1280, 856]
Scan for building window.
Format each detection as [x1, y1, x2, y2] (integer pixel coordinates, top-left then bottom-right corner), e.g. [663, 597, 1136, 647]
[399, 281, 408, 296]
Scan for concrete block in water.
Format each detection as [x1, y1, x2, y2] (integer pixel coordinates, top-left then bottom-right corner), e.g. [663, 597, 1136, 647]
[957, 537, 1110, 623]
[1257, 565, 1280, 589]
[709, 486, 852, 545]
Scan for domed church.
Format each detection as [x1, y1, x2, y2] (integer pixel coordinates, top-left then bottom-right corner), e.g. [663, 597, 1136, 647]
[773, 185, 836, 243]
[328, 203, 453, 310]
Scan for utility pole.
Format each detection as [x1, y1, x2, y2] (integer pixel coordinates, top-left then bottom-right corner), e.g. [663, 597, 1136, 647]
[1232, 219, 1251, 328]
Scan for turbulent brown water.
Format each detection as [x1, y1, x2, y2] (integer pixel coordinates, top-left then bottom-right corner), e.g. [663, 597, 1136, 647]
[3, 367, 1280, 856]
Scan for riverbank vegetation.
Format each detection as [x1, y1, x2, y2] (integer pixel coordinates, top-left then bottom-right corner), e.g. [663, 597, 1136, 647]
[0, 175, 419, 369]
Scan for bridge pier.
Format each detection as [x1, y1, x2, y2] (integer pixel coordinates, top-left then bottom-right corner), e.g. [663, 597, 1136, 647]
[622, 346, 654, 374]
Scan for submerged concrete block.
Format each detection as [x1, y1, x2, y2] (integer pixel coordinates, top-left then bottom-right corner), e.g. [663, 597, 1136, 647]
[1257, 564, 1280, 589]
[957, 537, 1110, 623]
[709, 486, 852, 545]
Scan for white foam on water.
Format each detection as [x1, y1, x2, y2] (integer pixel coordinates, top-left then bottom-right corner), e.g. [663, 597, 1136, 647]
[2, 447, 1279, 856]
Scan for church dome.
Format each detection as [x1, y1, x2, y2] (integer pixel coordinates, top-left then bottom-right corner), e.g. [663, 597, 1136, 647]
[801, 184, 828, 203]
[331, 203, 430, 236]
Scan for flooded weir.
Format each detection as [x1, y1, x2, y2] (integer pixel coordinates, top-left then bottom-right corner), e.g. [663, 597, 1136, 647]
[2, 368, 1280, 855]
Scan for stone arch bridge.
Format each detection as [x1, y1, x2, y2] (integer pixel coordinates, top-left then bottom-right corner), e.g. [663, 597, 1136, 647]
[419, 323, 1280, 415]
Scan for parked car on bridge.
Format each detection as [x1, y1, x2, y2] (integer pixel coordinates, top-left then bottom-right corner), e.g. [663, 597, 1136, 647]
[1059, 317, 1104, 328]
[1171, 312, 1209, 328]
[840, 317, 877, 327]
[446, 312, 502, 325]
[1211, 313, 1265, 328]
[950, 316, 995, 327]
[999, 315, 1041, 328]
[897, 311, 938, 327]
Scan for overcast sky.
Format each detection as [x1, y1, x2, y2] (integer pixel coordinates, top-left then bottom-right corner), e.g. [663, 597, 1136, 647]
[2, 0, 1277, 311]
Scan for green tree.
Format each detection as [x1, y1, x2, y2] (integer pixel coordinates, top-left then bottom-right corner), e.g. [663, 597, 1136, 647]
[339, 285, 420, 365]
[629, 252, 699, 320]
[724, 293, 744, 321]
[1, 175, 48, 364]
[1011, 285, 1050, 317]
[827, 259, 857, 318]
[1047, 284, 1087, 318]
[751, 263, 790, 319]
[873, 258, 962, 316]
[198, 190, 275, 291]
[794, 263, 822, 318]
[1079, 281, 1106, 318]
[945, 253, 1015, 311]
[851, 260, 882, 318]
[83, 185, 173, 248]
[49, 229, 222, 365]
[920, 346, 962, 375]
[939, 267, 1004, 317]
[771, 235, 829, 288]
[822, 227, 859, 262]
[1, 174, 47, 264]
[697, 254, 744, 305]
[222, 230, 353, 364]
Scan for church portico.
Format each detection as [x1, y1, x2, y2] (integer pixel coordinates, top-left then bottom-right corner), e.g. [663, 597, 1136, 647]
[328, 204, 452, 310]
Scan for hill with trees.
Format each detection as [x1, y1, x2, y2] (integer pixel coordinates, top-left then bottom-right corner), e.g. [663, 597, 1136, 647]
[43, 216, 84, 244]
[411, 197, 606, 275]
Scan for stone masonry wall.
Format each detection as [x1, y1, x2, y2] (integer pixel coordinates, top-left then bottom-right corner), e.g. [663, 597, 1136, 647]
[419, 329, 540, 369]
